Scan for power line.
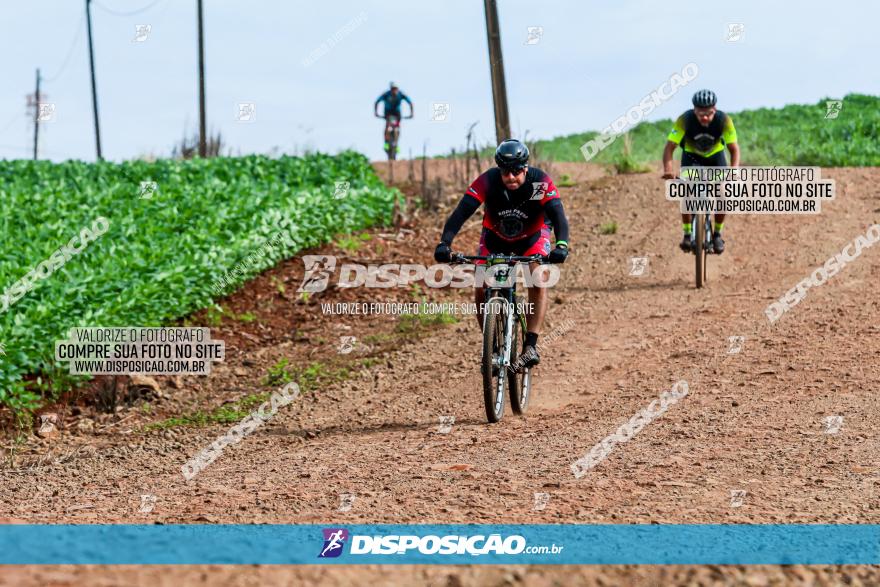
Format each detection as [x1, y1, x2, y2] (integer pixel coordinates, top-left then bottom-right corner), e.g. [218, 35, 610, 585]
[43, 14, 86, 84]
[0, 112, 21, 135]
[92, 0, 166, 17]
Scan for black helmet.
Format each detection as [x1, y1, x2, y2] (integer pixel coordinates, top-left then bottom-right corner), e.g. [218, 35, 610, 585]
[692, 89, 717, 108]
[494, 139, 529, 170]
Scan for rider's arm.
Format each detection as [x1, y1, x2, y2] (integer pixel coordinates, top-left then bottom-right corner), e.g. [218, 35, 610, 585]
[723, 116, 739, 166]
[662, 141, 678, 177]
[440, 194, 481, 245]
[663, 115, 685, 177]
[544, 198, 569, 244]
[374, 94, 384, 116]
[727, 142, 740, 167]
[402, 94, 414, 117]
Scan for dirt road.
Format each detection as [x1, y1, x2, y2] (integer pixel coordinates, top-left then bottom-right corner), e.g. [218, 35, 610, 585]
[2, 162, 880, 586]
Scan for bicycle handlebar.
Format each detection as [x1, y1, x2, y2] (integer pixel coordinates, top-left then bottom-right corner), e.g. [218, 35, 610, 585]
[450, 253, 549, 264]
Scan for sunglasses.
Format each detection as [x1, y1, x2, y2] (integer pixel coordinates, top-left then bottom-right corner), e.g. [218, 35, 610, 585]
[499, 167, 526, 177]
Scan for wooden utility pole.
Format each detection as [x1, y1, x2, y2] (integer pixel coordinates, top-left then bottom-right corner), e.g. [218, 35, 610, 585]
[85, 0, 103, 160]
[197, 0, 207, 157]
[483, 0, 510, 143]
[33, 69, 41, 160]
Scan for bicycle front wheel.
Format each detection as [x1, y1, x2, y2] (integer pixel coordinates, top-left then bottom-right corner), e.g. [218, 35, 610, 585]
[695, 213, 706, 289]
[481, 296, 507, 423]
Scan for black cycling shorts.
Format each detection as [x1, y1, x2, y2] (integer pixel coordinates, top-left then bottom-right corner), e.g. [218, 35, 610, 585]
[681, 150, 727, 167]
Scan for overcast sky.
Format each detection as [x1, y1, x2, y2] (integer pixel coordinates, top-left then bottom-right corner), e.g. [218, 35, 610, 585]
[1, 0, 876, 162]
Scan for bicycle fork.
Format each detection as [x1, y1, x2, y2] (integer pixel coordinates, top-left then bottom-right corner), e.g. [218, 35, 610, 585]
[501, 302, 516, 368]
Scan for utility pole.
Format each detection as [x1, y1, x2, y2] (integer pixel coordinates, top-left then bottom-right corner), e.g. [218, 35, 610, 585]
[85, 0, 103, 160]
[483, 0, 511, 143]
[33, 69, 41, 160]
[197, 0, 207, 157]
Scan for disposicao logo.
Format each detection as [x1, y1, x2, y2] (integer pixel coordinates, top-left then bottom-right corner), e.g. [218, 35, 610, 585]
[318, 528, 349, 558]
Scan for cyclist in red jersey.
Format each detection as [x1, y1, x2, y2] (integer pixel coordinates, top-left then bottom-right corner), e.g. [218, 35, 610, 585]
[434, 139, 570, 369]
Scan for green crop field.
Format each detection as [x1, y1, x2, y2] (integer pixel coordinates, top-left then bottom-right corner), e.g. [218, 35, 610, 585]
[0, 152, 400, 413]
[533, 93, 880, 168]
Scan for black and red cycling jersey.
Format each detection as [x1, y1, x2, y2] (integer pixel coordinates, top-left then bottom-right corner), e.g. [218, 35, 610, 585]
[440, 166, 569, 252]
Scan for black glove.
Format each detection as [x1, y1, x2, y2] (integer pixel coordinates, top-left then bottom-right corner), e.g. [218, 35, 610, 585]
[548, 244, 569, 264]
[434, 242, 452, 263]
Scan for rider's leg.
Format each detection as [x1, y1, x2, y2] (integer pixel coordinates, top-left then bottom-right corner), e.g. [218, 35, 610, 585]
[474, 285, 485, 331]
[525, 262, 548, 336]
[712, 213, 726, 253]
[681, 213, 693, 234]
[515, 261, 550, 369]
[680, 213, 694, 252]
[384, 120, 392, 144]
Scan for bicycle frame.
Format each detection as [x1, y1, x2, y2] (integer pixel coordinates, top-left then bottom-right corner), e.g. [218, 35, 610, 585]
[450, 252, 548, 421]
[457, 253, 540, 368]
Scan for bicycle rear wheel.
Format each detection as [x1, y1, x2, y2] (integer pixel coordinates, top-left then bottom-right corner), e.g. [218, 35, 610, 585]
[509, 310, 531, 415]
[389, 127, 399, 161]
[481, 296, 506, 423]
[702, 215, 709, 284]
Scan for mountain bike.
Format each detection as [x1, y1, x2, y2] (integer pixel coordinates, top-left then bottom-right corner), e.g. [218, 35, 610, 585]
[451, 253, 547, 423]
[692, 209, 713, 288]
[669, 168, 715, 289]
[376, 113, 412, 161]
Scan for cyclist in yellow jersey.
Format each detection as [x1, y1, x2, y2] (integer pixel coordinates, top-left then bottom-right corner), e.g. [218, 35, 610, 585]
[662, 89, 740, 254]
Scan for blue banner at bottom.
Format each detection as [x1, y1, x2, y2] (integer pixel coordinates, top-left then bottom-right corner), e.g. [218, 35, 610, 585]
[1, 524, 878, 565]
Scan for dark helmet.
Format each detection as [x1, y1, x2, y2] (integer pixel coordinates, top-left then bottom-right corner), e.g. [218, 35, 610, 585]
[692, 89, 717, 108]
[494, 139, 529, 170]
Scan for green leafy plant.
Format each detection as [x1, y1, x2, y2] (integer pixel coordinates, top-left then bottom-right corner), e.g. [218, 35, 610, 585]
[263, 358, 294, 386]
[203, 305, 225, 327]
[336, 234, 363, 253]
[0, 151, 400, 412]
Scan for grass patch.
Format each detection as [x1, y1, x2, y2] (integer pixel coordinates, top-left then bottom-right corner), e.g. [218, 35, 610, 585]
[336, 231, 372, 253]
[532, 93, 880, 167]
[362, 333, 394, 345]
[600, 221, 619, 235]
[270, 276, 286, 295]
[612, 134, 652, 174]
[263, 358, 294, 386]
[557, 173, 577, 187]
[145, 391, 273, 430]
[396, 303, 459, 333]
[146, 359, 353, 430]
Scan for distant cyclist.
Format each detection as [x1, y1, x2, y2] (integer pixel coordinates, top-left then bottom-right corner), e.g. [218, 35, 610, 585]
[434, 139, 570, 369]
[374, 81, 413, 154]
[662, 89, 740, 254]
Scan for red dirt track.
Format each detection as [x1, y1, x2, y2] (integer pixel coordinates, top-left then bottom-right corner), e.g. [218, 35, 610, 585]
[2, 161, 880, 586]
